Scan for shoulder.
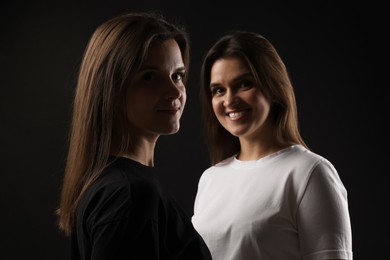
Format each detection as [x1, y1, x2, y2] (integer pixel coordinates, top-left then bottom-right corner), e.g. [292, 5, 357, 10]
[199, 155, 236, 179]
[88, 161, 132, 200]
[78, 163, 132, 223]
[284, 145, 336, 172]
[78, 160, 161, 225]
[91, 158, 160, 199]
[268, 145, 341, 191]
[206, 155, 236, 171]
[287, 145, 346, 193]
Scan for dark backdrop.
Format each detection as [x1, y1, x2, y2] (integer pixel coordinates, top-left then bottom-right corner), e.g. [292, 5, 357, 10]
[1, 1, 387, 259]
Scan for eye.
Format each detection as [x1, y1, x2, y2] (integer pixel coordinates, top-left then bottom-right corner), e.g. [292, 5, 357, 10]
[210, 86, 224, 96]
[239, 79, 254, 89]
[142, 72, 157, 81]
[172, 71, 185, 82]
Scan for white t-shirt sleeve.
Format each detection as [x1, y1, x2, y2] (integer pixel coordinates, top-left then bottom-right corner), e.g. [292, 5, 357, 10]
[297, 160, 353, 260]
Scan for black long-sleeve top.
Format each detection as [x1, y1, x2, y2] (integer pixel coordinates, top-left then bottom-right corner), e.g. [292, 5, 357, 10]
[71, 157, 212, 260]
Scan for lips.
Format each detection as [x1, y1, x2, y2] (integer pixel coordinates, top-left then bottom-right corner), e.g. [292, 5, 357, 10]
[226, 109, 247, 120]
[157, 107, 180, 114]
[228, 111, 244, 118]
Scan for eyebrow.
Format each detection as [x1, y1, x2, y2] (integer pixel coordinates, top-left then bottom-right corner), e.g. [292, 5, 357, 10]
[139, 65, 186, 72]
[175, 66, 186, 72]
[209, 72, 253, 88]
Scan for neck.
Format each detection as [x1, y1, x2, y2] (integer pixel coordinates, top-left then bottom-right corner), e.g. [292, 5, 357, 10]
[111, 136, 158, 167]
[121, 150, 155, 167]
[237, 125, 291, 161]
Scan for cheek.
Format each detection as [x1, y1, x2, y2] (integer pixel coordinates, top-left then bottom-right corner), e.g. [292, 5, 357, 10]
[258, 96, 271, 111]
[126, 92, 149, 119]
[253, 95, 272, 119]
[211, 98, 226, 121]
[211, 99, 220, 114]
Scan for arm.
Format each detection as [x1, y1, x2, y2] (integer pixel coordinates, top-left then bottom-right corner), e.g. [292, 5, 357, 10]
[86, 184, 160, 260]
[90, 216, 159, 260]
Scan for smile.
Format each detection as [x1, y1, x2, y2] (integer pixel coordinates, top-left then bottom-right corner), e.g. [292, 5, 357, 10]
[227, 111, 245, 119]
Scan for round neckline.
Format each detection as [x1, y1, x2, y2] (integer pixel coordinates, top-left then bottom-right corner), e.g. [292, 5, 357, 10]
[231, 144, 300, 168]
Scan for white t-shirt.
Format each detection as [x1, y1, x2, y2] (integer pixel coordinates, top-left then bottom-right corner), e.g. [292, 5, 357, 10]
[192, 145, 352, 260]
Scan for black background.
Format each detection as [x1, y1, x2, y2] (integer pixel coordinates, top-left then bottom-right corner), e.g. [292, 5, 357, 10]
[0, 1, 388, 259]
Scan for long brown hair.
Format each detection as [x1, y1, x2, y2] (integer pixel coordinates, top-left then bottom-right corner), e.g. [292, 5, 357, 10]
[57, 11, 190, 236]
[200, 31, 307, 165]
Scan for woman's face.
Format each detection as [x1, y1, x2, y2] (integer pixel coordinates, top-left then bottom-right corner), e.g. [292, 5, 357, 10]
[125, 39, 186, 139]
[209, 56, 272, 141]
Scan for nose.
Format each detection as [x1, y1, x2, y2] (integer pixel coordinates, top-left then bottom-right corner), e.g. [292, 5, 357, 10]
[165, 80, 184, 100]
[223, 89, 238, 107]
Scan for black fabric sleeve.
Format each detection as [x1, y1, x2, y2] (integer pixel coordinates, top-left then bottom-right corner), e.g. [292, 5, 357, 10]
[85, 180, 161, 260]
[90, 217, 159, 260]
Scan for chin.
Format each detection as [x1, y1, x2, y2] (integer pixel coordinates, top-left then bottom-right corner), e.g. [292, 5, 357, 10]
[160, 125, 180, 135]
[228, 129, 247, 137]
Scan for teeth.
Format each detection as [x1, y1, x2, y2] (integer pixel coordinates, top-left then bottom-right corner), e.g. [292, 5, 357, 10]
[228, 111, 244, 118]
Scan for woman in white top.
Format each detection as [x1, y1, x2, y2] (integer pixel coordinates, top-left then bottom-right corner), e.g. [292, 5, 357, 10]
[192, 31, 353, 260]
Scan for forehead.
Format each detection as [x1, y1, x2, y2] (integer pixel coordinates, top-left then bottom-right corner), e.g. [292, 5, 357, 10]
[141, 39, 184, 69]
[210, 57, 251, 82]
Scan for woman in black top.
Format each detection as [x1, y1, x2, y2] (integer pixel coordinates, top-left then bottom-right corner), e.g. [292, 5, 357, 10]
[57, 11, 212, 260]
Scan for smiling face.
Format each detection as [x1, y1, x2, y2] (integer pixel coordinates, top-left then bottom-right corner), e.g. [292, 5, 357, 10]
[210, 56, 272, 141]
[125, 39, 186, 140]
